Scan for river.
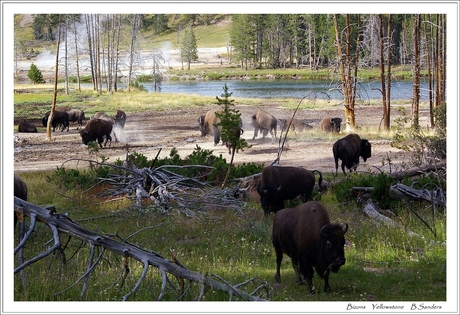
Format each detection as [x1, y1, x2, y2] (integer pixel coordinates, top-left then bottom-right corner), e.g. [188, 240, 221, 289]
[83, 79, 429, 101]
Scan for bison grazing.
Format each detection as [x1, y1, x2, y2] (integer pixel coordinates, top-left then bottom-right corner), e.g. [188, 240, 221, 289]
[198, 109, 223, 145]
[14, 174, 28, 225]
[272, 201, 348, 293]
[318, 117, 342, 134]
[251, 109, 277, 143]
[17, 120, 37, 133]
[42, 110, 70, 132]
[66, 109, 85, 129]
[257, 165, 323, 215]
[332, 133, 372, 175]
[79, 118, 113, 148]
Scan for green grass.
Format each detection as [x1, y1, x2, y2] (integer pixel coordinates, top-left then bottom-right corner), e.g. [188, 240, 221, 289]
[14, 167, 446, 302]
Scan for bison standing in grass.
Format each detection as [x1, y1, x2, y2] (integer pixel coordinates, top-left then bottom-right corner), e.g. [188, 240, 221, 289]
[318, 117, 342, 134]
[251, 109, 277, 143]
[66, 109, 85, 129]
[79, 118, 113, 148]
[42, 111, 70, 132]
[14, 174, 28, 225]
[257, 165, 323, 215]
[332, 133, 372, 175]
[17, 120, 37, 133]
[272, 201, 348, 293]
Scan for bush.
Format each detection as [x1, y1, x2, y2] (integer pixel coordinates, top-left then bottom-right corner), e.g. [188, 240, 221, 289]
[27, 63, 44, 84]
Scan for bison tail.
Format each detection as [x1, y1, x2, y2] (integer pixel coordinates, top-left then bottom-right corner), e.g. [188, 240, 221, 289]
[313, 170, 324, 192]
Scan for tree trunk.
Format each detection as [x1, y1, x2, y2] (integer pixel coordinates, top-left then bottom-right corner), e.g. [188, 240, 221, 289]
[46, 15, 61, 141]
[73, 15, 81, 92]
[412, 14, 421, 128]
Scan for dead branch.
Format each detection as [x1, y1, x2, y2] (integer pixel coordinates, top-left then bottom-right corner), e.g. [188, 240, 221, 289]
[389, 161, 446, 181]
[14, 197, 268, 301]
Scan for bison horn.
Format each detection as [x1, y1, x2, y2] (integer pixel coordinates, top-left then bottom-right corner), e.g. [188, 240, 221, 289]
[342, 223, 349, 234]
[320, 224, 328, 237]
[330, 118, 334, 123]
[277, 186, 282, 192]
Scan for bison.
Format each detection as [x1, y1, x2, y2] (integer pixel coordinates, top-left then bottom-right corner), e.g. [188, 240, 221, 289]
[14, 174, 28, 225]
[198, 109, 223, 145]
[66, 109, 85, 129]
[17, 120, 37, 133]
[279, 118, 313, 133]
[318, 117, 342, 134]
[114, 109, 127, 129]
[332, 133, 372, 175]
[257, 165, 323, 215]
[272, 201, 348, 293]
[42, 110, 70, 132]
[79, 118, 113, 148]
[251, 109, 277, 143]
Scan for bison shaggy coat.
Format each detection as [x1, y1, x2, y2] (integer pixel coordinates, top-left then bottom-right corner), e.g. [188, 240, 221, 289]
[79, 118, 113, 148]
[332, 133, 372, 174]
[257, 165, 323, 215]
[42, 110, 70, 132]
[318, 117, 342, 133]
[14, 174, 28, 225]
[66, 109, 85, 128]
[251, 109, 277, 143]
[272, 201, 348, 293]
[17, 120, 37, 133]
[198, 109, 223, 145]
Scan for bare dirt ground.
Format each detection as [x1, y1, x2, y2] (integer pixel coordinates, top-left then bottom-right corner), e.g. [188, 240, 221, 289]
[13, 103, 416, 175]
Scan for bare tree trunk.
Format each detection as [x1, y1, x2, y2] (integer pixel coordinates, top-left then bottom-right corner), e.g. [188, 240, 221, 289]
[85, 14, 96, 91]
[127, 14, 140, 92]
[46, 15, 61, 141]
[379, 14, 392, 131]
[114, 14, 122, 92]
[64, 17, 69, 95]
[412, 14, 421, 128]
[96, 14, 102, 95]
[425, 14, 435, 128]
[73, 15, 81, 92]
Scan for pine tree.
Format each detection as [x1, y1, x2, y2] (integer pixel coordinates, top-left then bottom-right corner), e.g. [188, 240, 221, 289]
[27, 63, 44, 84]
[215, 84, 249, 188]
[180, 24, 198, 70]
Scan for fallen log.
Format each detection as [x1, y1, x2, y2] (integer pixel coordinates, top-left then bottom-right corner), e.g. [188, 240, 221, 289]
[14, 197, 268, 301]
[389, 161, 446, 181]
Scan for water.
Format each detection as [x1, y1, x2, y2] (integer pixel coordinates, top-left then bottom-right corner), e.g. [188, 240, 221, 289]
[84, 79, 429, 101]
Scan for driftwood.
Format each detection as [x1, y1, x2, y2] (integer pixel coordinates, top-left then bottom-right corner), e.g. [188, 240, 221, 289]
[389, 161, 446, 180]
[14, 197, 269, 301]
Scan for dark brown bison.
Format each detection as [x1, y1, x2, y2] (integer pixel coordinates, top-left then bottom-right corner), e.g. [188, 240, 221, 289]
[17, 120, 37, 133]
[318, 117, 342, 134]
[198, 109, 223, 145]
[92, 111, 123, 142]
[42, 110, 70, 132]
[257, 165, 323, 215]
[251, 109, 277, 143]
[272, 201, 348, 293]
[79, 118, 113, 148]
[65, 109, 85, 129]
[333, 133, 372, 175]
[14, 174, 28, 225]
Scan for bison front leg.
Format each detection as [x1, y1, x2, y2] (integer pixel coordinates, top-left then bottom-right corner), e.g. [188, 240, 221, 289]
[273, 244, 283, 283]
[291, 258, 304, 285]
[252, 127, 259, 140]
[322, 271, 331, 293]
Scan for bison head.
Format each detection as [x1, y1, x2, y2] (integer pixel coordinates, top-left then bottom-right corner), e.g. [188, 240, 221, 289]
[258, 183, 284, 214]
[330, 117, 342, 133]
[320, 223, 348, 273]
[198, 115, 206, 136]
[79, 129, 94, 145]
[360, 139, 372, 162]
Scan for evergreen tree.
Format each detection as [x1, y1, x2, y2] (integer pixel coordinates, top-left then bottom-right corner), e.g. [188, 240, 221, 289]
[215, 84, 250, 188]
[27, 63, 44, 84]
[180, 24, 198, 70]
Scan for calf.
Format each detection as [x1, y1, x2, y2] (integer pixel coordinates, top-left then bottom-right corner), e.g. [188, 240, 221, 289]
[272, 201, 348, 293]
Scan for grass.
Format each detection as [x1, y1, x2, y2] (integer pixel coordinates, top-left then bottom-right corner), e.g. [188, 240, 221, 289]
[14, 162, 446, 303]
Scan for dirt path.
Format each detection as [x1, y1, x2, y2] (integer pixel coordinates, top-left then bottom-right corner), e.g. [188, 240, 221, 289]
[14, 104, 412, 174]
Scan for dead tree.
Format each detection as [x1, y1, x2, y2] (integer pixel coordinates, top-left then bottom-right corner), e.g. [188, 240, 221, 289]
[14, 197, 269, 301]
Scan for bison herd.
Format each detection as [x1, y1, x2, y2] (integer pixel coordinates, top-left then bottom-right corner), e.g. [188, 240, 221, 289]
[15, 105, 374, 296]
